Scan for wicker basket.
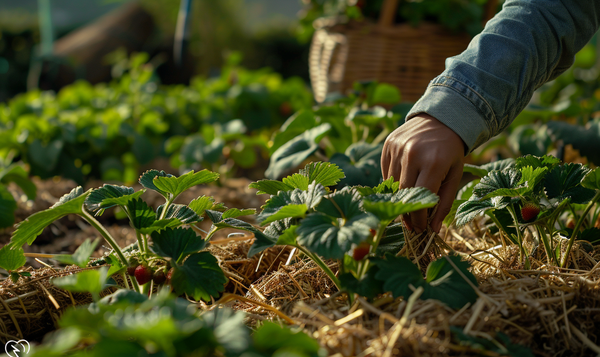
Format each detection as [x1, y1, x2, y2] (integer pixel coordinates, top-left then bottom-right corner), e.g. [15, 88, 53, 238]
[309, 0, 497, 103]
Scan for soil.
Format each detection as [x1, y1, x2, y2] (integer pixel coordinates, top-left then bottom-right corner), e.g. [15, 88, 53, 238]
[0, 175, 268, 272]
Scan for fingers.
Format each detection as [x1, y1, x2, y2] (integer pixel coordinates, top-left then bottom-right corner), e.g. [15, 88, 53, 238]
[431, 163, 464, 233]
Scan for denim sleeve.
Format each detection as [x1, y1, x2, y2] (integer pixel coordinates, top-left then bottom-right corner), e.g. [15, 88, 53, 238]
[406, 0, 600, 154]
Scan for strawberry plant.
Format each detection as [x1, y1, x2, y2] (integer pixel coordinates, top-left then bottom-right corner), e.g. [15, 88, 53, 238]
[0, 169, 232, 301]
[266, 82, 403, 186]
[247, 161, 479, 308]
[25, 287, 325, 357]
[0, 158, 36, 229]
[453, 154, 600, 267]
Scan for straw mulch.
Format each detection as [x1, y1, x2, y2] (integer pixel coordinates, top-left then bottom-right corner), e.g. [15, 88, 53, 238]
[211, 226, 600, 357]
[0, 265, 115, 344]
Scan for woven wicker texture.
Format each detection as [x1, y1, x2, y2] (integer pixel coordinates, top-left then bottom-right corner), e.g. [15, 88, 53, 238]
[310, 0, 496, 103]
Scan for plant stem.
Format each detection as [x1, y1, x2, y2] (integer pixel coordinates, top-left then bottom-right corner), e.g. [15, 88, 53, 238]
[158, 196, 174, 221]
[81, 209, 128, 267]
[507, 204, 530, 268]
[561, 191, 600, 267]
[535, 225, 554, 265]
[298, 246, 341, 289]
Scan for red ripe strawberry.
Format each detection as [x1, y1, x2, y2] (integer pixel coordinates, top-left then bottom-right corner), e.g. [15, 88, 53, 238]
[521, 202, 540, 222]
[153, 270, 166, 285]
[352, 242, 370, 261]
[134, 265, 153, 285]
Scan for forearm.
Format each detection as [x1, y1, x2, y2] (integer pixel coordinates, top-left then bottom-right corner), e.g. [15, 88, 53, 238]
[407, 0, 600, 153]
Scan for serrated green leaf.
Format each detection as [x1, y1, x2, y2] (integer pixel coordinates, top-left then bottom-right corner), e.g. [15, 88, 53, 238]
[455, 199, 495, 226]
[55, 238, 100, 268]
[374, 255, 478, 309]
[171, 252, 227, 301]
[85, 185, 144, 213]
[0, 185, 16, 229]
[257, 219, 293, 254]
[315, 187, 364, 219]
[222, 208, 256, 219]
[298, 161, 345, 188]
[258, 184, 326, 224]
[156, 204, 201, 224]
[52, 266, 113, 300]
[126, 198, 155, 229]
[276, 225, 298, 246]
[261, 204, 307, 226]
[9, 187, 89, 249]
[376, 222, 405, 255]
[281, 174, 310, 191]
[474, 168, 524, 201]
[188, 196, 217, 216]
[297, 212, 376, 259]
[151, 227, 206, 263]
[338, 265, 383, 299]
[545, 163, 596, 204]
[515, 154, 560, 170]
[265, 123, 331, 179]
[582, 167, 600, 190]
[463, 158, 515, 178]
[139, 169, 173, 197]
[0, 245, 26, 271]
[330, 143, 383, 188]
[373, 255, 423, 298]
[153, 170, 220, 199]
[363, 187, 439, 223]
[138, 218, 183, 235]
[249, 180, 294, 195]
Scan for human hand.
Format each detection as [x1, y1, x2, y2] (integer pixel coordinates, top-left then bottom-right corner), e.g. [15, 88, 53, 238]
[381, 114, 465, 233]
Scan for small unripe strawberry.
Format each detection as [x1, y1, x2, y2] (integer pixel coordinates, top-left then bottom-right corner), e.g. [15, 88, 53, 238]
[369, 228, 377, 237]
[153, 270, 166, 285]
[521, 202, 540, 222]
[165, 268, 175, 285]
[352, 242, 370, 261]
[126, 266, 137, 277]
[134, 265, 153, 285]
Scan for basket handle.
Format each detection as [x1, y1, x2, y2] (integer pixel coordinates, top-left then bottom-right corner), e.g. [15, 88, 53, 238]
[378, 0, 499, 28]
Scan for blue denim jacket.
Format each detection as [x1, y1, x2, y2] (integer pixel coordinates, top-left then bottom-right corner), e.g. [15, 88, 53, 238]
[406, 0, 600, 154]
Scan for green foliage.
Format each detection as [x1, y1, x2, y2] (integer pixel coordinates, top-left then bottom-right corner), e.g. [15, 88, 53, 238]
[266, 82, 402, 186]
[52, 266, 114, 301]
[0, 161, 37, 228]
[0, 54, 312, 184]
[455, 155, 600, 267]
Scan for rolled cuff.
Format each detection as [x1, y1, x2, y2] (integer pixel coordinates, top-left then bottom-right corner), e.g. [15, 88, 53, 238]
[406, 82, 492, 155]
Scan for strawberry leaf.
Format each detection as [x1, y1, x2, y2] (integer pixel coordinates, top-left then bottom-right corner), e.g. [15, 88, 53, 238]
[85, 185, 144, 213]
[52, 266, 113, 300]
[374, 255, 478, 309]
[139, 169, 173, 197]
[0, 245, 26, 271]
[171, 252, 227, 302]
[249, 180, 294, 195]
[126, 198, 156, 229]
[9, 187, 89, 249]
[265, 123, 331, 179]
[329, 142, 382, 188]
[422, 256, 478, 309]
[315, 187, 364, 219]
[55, 238, 100, 268]
[222, 208, 256, 219]
[297, 161, 345, 188]
[515, 154, 560, 171]
[153, 170, 220, 199]
[257, 183, 326, 224]
[188, 196, 214, 214]
[156, 204, 201, 224]
[151, 227, 206, 263]
[545, 163, 595, 204]
[463, 158, 515, 178]
[582, 167, 600, 190]
[338, 265, 383, 299]
[260, 204, 307, 226]
[455, 199, 495, 226]
[296, 212, 376, 259]
[356, 177, 400, 196]
[363, 187, 439, 223]
[0, 185, 17, 229]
